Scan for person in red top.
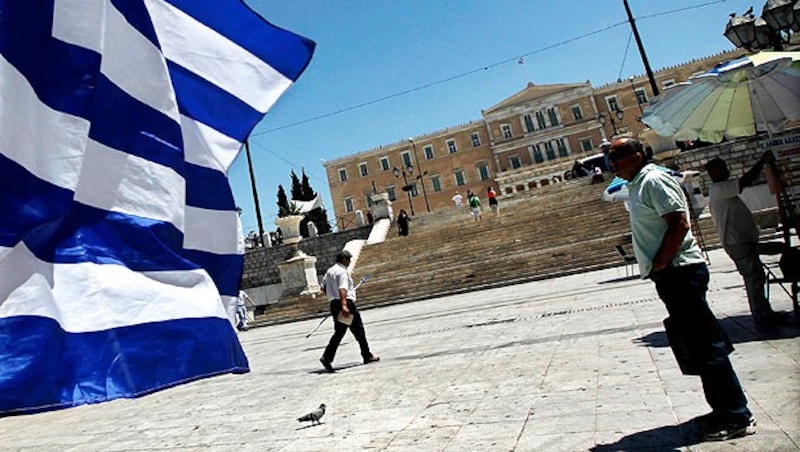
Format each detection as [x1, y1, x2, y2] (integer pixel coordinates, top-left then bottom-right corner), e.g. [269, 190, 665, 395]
[487, 187, 499, 217]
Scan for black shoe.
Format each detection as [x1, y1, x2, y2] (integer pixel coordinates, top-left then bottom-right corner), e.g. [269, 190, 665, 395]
[694, 411, 722, 430]
[319, 357, 334, 373]
[363, 355, 380, 365]
[700, 416, 756, 442]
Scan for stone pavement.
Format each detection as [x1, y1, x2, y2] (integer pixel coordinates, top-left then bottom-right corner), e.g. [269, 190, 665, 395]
[1, 248, 798, 451]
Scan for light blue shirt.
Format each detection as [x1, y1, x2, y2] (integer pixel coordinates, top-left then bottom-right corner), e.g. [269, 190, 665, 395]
[628, 164, 705, 278]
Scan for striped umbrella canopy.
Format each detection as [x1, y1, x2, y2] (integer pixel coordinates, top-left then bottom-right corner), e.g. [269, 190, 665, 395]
[642, 51, 800, 143]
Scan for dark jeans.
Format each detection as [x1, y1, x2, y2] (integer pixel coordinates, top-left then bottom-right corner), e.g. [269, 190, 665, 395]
[322, 299, 373, 363]
[650, 263, 751, 422]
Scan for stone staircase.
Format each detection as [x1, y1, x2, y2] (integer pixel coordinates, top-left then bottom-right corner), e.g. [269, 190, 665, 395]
[249, 176, 722, 326]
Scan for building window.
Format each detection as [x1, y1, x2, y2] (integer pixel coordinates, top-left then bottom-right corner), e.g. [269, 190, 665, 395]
[431, 175, 442, 192]
[386, 186, 397, 201]
[547, 107, 559, 126]
[634, 88, 648, 105]
[556, 138, 569, 157]
[338, 168, 348, 182]
[380, 156, 390, 171]
[401, 151, 412, 168]
[424, 145, 434, 160]
[470, 132, 481, 147]
[501, 124, 513, 139]
[579, 137, 593, 152]
[606, 95, 620, 112]
[410, 183, 419, 197]
[535, 111, 547, 129]
[571, 105, 583, 120]
[358, 162, 368, 177]
[477, 163, 490, 181]
[544, 141, 556, 160]
[523, 114, 535, 132]
[532, 144, 544, 163]
[364, 192, 373, 207]
[344, 197, 354, 213]
[454, 169, 466, 186]
[509, 155, 522, 169]
[662, 79, 675, 88]
[447, 139, 458, 154]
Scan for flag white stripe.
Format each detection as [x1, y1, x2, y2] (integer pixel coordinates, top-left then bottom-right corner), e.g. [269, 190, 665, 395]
[53, 0, 180, 123]
[181, 115, 242, 172]
[144, 0, 293, 113]
[0, 243, 226, 334]
[0, 54, 89, 189]
[183, 206, 242, 255]
[73, 141, 185, 229]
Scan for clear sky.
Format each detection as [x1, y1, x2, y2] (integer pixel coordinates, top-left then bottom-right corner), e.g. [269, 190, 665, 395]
[233, 0, 755, 234]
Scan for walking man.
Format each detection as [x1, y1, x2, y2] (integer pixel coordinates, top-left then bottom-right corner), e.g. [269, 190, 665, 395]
[609, 138, 755, 442]
[705, 153, 788, 326]
[319, 251, 379, 373]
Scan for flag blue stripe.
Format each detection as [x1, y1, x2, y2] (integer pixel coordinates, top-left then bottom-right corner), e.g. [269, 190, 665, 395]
[168, 61, 261, 142]
[183, 250, 244, 297]
[166, 0, 315, 81]
[185, 163, 236, 210]
[0, 316, 248, 415]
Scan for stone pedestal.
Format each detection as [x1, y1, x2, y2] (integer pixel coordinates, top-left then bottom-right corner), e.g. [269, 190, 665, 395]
[275, 215, 304, 245]
[370, 192, 392, 220]
[277, 250, 320, 297]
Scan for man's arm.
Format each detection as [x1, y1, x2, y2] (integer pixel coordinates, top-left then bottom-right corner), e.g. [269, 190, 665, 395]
[339, 288, 350, 316]
[739, 151, 772, 192]
[652, 211, 691, 272]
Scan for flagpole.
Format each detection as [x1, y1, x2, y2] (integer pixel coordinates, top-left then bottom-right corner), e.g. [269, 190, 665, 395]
[244, 139, 266, 246]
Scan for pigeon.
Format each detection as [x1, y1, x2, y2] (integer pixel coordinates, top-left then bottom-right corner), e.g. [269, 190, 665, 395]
[297, 403, 326, 426]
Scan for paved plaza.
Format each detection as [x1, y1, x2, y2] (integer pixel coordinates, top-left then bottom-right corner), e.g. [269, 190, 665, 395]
[1, 248, 798, 451]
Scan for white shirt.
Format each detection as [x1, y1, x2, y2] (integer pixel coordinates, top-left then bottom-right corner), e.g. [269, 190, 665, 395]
[452, 193, 464, 206]
[323, 263, 356, 301]
[708, 178, 759, 247]
[237, 290, 247, 307]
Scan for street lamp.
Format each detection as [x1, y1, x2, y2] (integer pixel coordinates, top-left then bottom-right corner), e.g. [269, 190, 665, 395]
[724, 1, 799, 51]
[392, 164, 416, 216]
[597, 109, 625, 138]
[407, 138, 431, 213]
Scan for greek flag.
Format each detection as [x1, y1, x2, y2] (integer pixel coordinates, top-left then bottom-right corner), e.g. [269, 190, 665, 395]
[0, 0, 314, 414]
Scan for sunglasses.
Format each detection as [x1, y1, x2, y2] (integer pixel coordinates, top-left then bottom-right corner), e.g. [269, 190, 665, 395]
[608, 150, 635, 163]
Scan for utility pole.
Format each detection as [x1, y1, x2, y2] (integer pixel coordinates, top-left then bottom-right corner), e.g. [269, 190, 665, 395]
[244, 140, 266, 245]
[623, 0, 659, 97]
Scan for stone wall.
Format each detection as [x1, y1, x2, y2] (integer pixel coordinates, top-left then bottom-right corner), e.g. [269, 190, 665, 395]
[241, 225, 372, 289]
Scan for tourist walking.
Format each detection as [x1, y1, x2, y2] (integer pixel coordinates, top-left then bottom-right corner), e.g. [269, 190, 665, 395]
[236, 289, 254, 331]
[487, 187, 499, 217]
[468, 191, 482, 221]
[396, 209, 410, 236]
[319, 251, 379, 373]
[451, 191, 464, 208]
[608, 138, 755, 442]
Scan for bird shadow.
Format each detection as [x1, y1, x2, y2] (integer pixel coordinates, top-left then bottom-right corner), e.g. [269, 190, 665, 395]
[295, 422, 324, 431]
[591, 419, 700, 451]
[633, 314, 800, 349]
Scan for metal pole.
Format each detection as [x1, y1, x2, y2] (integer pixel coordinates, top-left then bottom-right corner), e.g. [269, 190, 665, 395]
[244, 140, 265, 246]
[623, 0, 660, 97]
[408, 139, 431, 213]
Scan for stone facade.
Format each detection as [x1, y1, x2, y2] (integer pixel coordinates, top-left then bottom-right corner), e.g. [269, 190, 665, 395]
[323, 50, 747, 223]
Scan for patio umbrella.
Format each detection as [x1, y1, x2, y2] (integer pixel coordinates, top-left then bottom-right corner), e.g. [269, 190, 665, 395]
[642, 51, 800, 143]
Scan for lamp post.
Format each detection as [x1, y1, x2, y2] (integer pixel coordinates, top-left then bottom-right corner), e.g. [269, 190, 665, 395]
[724, 0, 799, 51]
[407, 138, 431, 213]
[392, 165, 416, 216]
[597, 109, 625, 138]
[623, 0, 660, 97]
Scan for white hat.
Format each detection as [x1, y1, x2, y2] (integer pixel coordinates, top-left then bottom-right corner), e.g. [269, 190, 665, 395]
[599, 139, 612, 148]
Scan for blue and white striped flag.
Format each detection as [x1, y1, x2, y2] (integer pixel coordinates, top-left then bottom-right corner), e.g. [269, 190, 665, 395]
[0, 0, 314, 415]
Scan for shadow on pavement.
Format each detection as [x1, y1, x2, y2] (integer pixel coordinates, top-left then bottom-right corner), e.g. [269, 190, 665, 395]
[591, 419, 700, 451]
[633, 314, 800, 348]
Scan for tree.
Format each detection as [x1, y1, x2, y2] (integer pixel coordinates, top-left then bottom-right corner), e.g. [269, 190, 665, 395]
[276, 184, 291, 217]
[300, 169, 316, 201]
[290, 170, 303, 201]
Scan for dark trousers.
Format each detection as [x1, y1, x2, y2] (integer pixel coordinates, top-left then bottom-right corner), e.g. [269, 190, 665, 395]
[650, 263, 751, 422]
[322, 299, 372, 362]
